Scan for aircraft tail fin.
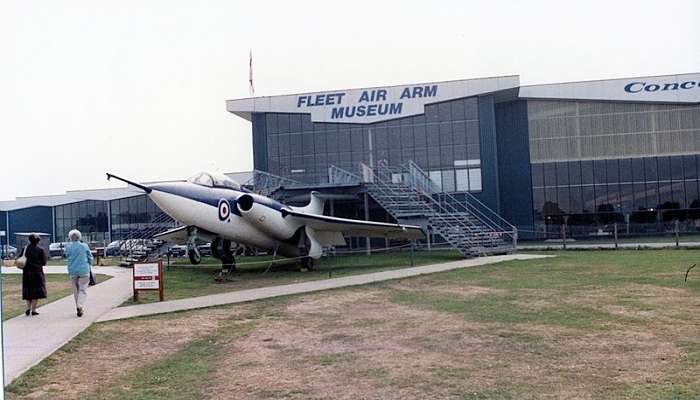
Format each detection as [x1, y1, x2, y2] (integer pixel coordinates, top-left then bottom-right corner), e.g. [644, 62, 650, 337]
[297, 191, 326, 215]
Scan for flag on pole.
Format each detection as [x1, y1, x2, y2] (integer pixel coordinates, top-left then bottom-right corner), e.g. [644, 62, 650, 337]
[248, 49, 254, 96]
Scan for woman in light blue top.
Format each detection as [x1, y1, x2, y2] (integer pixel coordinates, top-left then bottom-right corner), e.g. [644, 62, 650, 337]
[65, 229, 93, 317]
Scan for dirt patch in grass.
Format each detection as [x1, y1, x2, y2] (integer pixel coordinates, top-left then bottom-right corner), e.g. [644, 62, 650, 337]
[206, 290, 535, 399]
[205, 284, 698, 400]
[6, 307, 245, 400]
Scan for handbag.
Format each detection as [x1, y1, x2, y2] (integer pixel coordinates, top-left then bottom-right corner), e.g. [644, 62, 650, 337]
[15, 246, 28, 269]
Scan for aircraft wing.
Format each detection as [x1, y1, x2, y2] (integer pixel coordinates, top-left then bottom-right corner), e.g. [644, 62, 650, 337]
[282, 209, 425, 240]
[153, 225, 217, 244]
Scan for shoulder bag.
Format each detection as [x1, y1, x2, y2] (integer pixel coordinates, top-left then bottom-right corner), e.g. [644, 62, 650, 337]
[15, 246, 28, 269]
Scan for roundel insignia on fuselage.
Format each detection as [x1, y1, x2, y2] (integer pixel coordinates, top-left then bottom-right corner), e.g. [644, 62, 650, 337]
[218, 199, 231, 221]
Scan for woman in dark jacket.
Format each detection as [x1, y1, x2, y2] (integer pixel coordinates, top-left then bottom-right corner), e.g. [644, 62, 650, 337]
[21, 233, 47, 316]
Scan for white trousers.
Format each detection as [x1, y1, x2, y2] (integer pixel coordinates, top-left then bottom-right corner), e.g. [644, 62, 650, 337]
[71, 275, 89, 308]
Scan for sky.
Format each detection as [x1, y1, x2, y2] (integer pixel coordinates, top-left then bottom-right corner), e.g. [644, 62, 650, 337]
[1, 0, 698, 201]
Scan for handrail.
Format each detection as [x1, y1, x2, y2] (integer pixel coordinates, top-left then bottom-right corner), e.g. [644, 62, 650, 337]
[328, 165, 362, 185]
[243, 169, 302, 196]
[365, 160, 517, 255]
[404, 160, 515, 234]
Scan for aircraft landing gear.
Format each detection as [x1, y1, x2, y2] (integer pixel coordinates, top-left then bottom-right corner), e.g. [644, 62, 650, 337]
[188, 247, 201, 265]
[298, 232, 315, 272]
[186, 226, 201, 265]
[300, 256, 314, 272]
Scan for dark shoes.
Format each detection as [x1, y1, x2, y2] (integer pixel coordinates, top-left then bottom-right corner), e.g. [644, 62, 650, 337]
[25, 309, 39, 316]
[31, 311, 39, 316]
[76, 307, 84, 317]
[25, 309, 30, 316]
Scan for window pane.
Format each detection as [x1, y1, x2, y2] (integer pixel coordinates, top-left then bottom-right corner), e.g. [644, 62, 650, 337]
[456, 169, 469, 191]
[442, 169, 456, 192]
[644, 157, 658, 181]
[620, 183, 634, 211]
[594, 160, 607, 184]
[581, 161, 594, 184]
[619, 158, 632, 183]
[606, 159, 619, 183]
[532, 187, 545, 217]
[556, 162, 569, 186]
[569, 186, 582, 213]
[543, 163, 556, 186]
[631, 158, 645, 182]
[531, 164, 544, 187]
[633, 183, 646, 209]
[645, 181, 659, 208]
[429, 171, 443, 191]
[684, 155, 698, 179]
[568, 161, 581, 185]
[671, 181, 685, 207]
[557, 187, 570, 214]
[657, 156, 670, 181]
[670, 156, 684, 181]
[468, 169, 482, 192]
[687, 180, 700, 208]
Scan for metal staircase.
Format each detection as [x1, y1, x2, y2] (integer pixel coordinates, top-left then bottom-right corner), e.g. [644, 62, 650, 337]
[364, 160, 517, 257]
[118, 211, 178, 261]
[243, 170, 302, 198]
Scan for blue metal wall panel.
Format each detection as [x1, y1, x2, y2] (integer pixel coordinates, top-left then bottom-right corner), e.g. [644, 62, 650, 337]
[0, 211, 7, 253]
[474, 95, 499, 210]
[251, 112, 268, 172]
[495, 100, 534, 232]
[8, 206, 54, 246]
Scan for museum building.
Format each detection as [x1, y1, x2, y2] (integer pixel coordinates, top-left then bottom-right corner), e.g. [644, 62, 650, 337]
[2, 72, 700, 250]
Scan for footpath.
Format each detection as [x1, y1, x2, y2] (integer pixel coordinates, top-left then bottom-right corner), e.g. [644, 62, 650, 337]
[2, 266, 133, 385]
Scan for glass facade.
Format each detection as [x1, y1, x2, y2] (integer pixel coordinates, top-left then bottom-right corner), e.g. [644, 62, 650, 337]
[527, 100, 700, 234]
[532, 154, 700, 223]
[109, 195, 173, 240]
[528, 100, 700, 163]
[262, 97, 483, 192]
[54, 200, 109, 243]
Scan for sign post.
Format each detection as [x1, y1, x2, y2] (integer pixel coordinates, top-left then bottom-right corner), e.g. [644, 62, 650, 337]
[133, 260, 164, 302]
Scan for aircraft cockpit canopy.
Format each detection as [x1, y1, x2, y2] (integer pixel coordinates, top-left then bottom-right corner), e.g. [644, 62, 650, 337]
[187, 172, 241, 191]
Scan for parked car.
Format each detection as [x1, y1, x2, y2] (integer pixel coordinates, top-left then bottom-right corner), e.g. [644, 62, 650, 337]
[105, 240, 124, 256]
[49, 242, 68, 257]
[168, 245, 187, 257]
[197, 243, 212, 257]
[1, 244, 18, 259]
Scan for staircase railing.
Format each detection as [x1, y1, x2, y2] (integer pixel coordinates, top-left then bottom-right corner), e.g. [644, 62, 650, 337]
[243, 170, 302, 197]
[363, 160, 517, 256]
[328, 165, 362, 185]
[405, 160, 516, 241]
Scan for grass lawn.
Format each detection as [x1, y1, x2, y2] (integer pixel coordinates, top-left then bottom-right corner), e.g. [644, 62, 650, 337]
[7, 250, 700, 399]
[122, 249, 463, 305]
[2, 273, 111, 320]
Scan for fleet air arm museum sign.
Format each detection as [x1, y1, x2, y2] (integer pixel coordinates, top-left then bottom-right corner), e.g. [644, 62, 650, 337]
[226, 75, 520, 124]
[519, 73, 700, 104]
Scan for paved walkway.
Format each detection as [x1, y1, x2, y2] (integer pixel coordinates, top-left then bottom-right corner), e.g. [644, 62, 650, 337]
[3, 266, 133, 385]
[99, 253, 549, 322]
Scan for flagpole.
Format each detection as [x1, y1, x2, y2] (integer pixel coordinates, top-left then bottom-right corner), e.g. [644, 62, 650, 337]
[249, 49, 254, 96]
